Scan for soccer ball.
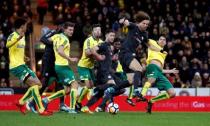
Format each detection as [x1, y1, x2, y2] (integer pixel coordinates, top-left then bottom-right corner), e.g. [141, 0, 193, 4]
[107, 102, 119, 114]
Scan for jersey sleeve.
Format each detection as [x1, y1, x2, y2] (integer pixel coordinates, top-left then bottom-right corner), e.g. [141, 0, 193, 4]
[83, 38, 91, 50]
[128, 22, 136, 30]
[52, 35, 68, 49]
[6, 33, 18, 48]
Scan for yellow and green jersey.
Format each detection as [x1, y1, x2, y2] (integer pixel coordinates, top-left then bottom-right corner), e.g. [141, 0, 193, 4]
[51, 33, 70, 66]
[116, 61, 123, 73]
[78, 36, 103, 69]
[146, 39, 167, 65]
[6, 31, 25, 69]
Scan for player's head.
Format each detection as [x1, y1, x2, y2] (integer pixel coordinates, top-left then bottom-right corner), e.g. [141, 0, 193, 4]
[158, 35, 166, 47]
[105, 29, 115, 43]
[113, 37, 121, 50]
[92, 24, 101, 39]
[134, 11, 150, 31]
[14, 18, 27, 33]
[63, 22, 75, 37]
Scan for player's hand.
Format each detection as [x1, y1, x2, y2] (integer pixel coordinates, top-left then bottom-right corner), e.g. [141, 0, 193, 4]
[119, 18, 126, 24]
[112, 54, 118, 61]
[96, 55, 105, 61]
[171, 68, 179, 74]
[69, 57, 79, 62]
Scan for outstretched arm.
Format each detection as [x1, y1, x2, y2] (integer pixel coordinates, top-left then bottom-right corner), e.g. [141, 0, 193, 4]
[57, 45, 78, 62]
[90, 46, 105, 61]
[163, 68, 179, 74]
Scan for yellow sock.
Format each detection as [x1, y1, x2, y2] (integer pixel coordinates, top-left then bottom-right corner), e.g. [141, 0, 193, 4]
[86, 88, 92, 100]
[78, 87, 88, 103]
[128, 85, 134, 99]
[141, 82, 151, 96]
[150, 92, 170, 103]
[31, 85, 44, 113]
[47, 89, 65, 102]
[19, 86, 33, 105]
[70, 89, 77, 110]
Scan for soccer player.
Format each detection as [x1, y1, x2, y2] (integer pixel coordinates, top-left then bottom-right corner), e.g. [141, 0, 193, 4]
[112, 39, 135, 106]
[119, 11, 160, 102]
[26, 24, 70, 113]
[81, 30, 130, 113]
[76, 24, 103, 109]
[140, 36, 178, 114]
[118, 11, 150, 101]
[41, 22, 79, 113]
[6, 18, 52, 116]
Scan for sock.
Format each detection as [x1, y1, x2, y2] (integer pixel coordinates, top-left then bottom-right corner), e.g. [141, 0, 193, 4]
[31, 85, 45, 113]
[70, 89, 77, 110]
[86, 88, 92, 100]
[19, 86, 33, 105]
[150, 92, 170, 103]
[60, 96, 65, 106]
[86, 87, 103, 107]
[86, 95, 100, 107]
[99, 88, 114, 109]
[128, 85, 134, 99]
[39, 77, 49, 95]
[47, 89, 65, 102]
[141, 82, 151, 96]
[133, 71, 141, 90]
[77, 86, 88, 103]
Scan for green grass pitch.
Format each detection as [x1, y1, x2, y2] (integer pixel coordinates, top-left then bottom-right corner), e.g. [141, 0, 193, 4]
[0, 111, 210, 126]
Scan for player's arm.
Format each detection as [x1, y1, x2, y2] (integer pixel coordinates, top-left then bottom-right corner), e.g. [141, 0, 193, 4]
[90, 45, 105, 61]
[83, 39, 93, 57]
[40, 30, 56, 45]
[119, 18, 130, 27]
[6, 33, 24, 48]
[57, 45, 78, 62]
[163, 68, 179, 74]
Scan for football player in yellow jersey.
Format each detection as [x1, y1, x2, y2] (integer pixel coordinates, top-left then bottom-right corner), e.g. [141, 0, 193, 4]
[76, 24, 103, 110]
[7, 18, 52, 116]
[140, 36, 179, 114]
[40, 22, 79, 114]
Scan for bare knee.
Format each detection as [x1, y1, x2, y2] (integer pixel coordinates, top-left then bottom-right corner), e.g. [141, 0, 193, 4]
[71, 81, 79, 89]
[85, 80, 93, 89]
[167, 89, 176, 98]
[147, 78, 156, 84]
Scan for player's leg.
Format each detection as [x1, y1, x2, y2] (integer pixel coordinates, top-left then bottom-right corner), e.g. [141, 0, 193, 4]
[128, 58, 144, 97]
[81, 87, 103, 113]
[25, 75, 53, 116]
[77, 67, 94, 109]
[146, 65, 175, 113]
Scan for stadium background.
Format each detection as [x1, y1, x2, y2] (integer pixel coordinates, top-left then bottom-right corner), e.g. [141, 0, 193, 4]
[0, 0, 210, 112]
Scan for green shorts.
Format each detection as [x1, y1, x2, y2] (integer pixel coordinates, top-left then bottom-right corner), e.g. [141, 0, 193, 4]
[10, 64, 37, 82]
[146, 64, 173, 91]
[115, 72, 127, 81]
[77, 66, 95, 82]
[55, 65, 76, 86]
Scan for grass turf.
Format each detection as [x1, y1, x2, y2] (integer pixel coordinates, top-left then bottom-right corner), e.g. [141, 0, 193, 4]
[0, 111, 210, 126]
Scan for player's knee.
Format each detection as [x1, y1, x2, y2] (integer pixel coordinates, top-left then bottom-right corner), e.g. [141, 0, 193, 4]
[71, 81, 79, 89]
[147, 78, 156, 84]
[168, 90, 176, 98]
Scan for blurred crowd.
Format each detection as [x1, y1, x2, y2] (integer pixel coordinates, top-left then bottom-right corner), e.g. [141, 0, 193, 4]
[0, 0, 210, 88]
